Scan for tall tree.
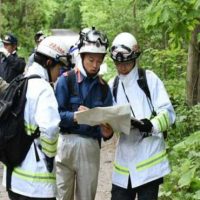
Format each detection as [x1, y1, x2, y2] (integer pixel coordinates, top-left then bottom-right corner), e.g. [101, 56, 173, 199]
[0, 0, 59, 56]
[143, 0, 200, 105]
[187, 24, 200, 105]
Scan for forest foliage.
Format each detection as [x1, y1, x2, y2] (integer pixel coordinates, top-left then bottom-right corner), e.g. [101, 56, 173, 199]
[0, 0, 200, 199]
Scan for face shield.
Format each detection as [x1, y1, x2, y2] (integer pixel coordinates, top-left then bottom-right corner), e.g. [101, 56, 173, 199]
[85, 30, 109, 48]
[110, 44, 140, 62]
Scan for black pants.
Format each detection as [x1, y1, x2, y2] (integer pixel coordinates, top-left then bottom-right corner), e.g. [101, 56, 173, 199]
[8, 190, 56, 200]
[111, 178, 161, 200]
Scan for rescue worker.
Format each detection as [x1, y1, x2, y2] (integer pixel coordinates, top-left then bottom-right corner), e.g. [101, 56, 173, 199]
[0, 33, 26, 83]
[55, 27, 113, 200]
[109, 32, 176, 200]
[3, 36, 70, 200]
[26, 31, 46, 68]
[69, 27, 107, 76]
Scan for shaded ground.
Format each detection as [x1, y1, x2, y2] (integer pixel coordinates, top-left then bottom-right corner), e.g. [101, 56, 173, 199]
[95, 136, 117, 200]
[0, 137, 117, 200]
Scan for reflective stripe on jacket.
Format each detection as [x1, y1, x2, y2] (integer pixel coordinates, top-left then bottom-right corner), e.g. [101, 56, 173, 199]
[109, 66, 175, 188]
[3, 62, 60, 198]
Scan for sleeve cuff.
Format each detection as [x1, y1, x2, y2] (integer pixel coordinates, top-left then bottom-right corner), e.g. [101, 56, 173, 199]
[151, 119, 160, 135]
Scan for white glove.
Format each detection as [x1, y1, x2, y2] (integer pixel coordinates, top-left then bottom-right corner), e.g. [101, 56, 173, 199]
[0, 47, 10, 58]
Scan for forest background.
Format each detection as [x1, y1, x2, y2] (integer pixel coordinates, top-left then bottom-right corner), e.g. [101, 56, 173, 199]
[0, 0, 200, 199]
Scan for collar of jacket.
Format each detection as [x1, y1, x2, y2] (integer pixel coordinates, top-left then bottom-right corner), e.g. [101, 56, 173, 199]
[118, 65, 138, 86]
[72, 65, 105, 88]
[25, 62, 49, 81]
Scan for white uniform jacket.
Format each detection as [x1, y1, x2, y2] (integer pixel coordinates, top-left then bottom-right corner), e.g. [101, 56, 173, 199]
[109, 66, 175, 189]
[3, 62, 60, 198]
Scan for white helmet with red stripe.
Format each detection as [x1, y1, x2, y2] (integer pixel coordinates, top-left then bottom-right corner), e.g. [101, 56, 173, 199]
[36, 36, 70, 65]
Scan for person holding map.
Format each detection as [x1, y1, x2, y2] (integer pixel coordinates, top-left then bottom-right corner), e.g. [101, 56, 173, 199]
[55, 27, 113, 200]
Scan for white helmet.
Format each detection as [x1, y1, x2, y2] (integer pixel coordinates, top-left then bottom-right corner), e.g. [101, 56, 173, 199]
[79, 27, 91, 39]
[110, 32, 141, 62]
[79, 27, 108, 54]
[36, 36, 70, 65]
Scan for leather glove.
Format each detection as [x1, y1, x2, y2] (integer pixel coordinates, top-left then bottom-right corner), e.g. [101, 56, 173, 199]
[45, 155, 54, 173]
[0, 47, 10, 58]
[131, 118, 153, 133]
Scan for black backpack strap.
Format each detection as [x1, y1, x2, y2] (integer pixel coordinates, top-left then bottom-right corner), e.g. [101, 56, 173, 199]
[112, 76, 119, 102]
[137, 68, 151, 101]
[15, 75, 41, 115]
[67, 70, 78, 96]
[138, 68, 168, 139]
[32, 127, 40, 162]
[6, 166, 13, 191]
[137, 68, 156, 117]
[99, 77, 109, 102]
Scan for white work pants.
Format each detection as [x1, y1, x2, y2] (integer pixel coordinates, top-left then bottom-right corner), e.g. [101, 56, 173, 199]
[56, 134, 100, 200]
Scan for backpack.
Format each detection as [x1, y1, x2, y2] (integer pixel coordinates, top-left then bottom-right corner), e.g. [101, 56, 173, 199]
[112, 68, 167, 138]
[0, 74, 40, 190]
[66, 69, 109, 102]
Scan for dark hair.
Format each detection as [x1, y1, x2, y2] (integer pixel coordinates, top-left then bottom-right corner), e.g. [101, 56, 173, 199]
[34, 31, 44, 43]
[34, 52, 59, 69]
[34, 52, 48, 66]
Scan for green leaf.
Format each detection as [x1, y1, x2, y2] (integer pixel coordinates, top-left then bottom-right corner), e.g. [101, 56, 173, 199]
[194, 190, 200, 200]
[178, 168, 196, 188]
[191, 178, 200, 191]
[174, 131, 200, 150]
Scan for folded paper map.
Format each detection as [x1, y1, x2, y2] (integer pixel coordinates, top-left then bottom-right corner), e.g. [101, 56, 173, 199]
[76, 104, 131, 135]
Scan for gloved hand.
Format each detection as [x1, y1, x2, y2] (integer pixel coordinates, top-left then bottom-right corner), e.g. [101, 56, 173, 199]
[131, 118, 153, 133]
[0, 47, 10, 58]
[45, 155, 54, 173]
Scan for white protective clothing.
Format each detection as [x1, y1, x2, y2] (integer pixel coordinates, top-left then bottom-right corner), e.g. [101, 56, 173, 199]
[3, 62, 60, 198]
[109, 66, 175, 188]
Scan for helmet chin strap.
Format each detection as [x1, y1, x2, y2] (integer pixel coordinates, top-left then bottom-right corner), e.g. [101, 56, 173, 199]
[47, 67, 52, 83]
[132, 59, 136, 68]
[44, 60, 53, 84]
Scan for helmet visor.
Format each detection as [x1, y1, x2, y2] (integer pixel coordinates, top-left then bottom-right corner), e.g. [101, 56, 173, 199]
[111, 44, 140, 62]
[85, 30, 108, 47]
[55, 54, 70, 66]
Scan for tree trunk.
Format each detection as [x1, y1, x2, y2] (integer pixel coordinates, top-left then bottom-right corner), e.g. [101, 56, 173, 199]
[186, 24, 200, 106]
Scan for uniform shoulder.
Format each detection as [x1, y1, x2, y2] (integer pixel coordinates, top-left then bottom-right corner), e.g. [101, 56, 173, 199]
[145, 69, 161, 81]
[108, 76, 117, 87]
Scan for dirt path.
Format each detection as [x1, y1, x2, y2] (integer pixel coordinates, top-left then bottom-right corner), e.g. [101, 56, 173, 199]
[95, 136, 117, 200]
[0, 137, 117, 200]
[0, 164, 8, 200]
